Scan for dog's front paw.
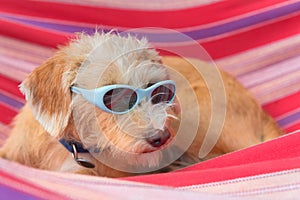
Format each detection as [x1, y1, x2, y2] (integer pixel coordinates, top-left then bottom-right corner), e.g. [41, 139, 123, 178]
[74, 169, 96, 176]
[0, 149, 7, 159]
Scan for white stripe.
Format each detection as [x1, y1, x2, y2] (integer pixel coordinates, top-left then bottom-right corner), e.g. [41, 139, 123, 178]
[36, 0, 221, 11]
[179, 168, 300, 195]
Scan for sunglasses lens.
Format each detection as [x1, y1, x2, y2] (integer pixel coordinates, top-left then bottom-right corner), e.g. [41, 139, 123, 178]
[103, 88, 137, 113]
[151, 84, 175, 104]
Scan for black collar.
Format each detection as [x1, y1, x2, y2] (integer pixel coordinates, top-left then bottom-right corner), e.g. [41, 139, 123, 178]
[59, 139, 89, 153]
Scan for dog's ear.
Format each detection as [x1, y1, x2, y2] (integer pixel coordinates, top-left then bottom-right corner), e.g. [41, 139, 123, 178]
[20, 52, 76, 137]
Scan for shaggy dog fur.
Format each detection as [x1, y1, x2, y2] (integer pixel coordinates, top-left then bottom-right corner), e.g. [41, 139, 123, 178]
[0, 32, 283, 177]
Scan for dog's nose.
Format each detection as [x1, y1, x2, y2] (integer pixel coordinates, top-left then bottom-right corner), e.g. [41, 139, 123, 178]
[146, 129, 170, 148]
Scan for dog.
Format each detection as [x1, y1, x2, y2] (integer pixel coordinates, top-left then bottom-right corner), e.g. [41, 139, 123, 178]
[0, 32, 283, 177]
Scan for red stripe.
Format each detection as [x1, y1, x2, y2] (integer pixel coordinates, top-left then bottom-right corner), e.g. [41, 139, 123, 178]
[285, 123, 300, 133]
[181, 130, 300, 170]
[0, 74, 23, 99]
[1, 13, 299, 59]
[0, 2, 298, 58]
[0, 18, 71, 48]
[123, 131, 300, 186]
[123, 158, 300, 187]
[263, 91, 300, 118]
[0, 103, 18, 125]
[0, 0, 289, 28]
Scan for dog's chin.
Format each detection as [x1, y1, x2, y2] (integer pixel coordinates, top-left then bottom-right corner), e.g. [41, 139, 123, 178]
[134, 150, 163, 168]
[132, 129, 176, 169]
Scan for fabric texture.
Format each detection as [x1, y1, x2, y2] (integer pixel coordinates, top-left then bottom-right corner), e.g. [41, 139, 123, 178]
[0, 0, 299, 199]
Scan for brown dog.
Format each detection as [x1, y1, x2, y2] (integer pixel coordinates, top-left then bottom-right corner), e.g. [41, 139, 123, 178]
[0, 32, 283, 177]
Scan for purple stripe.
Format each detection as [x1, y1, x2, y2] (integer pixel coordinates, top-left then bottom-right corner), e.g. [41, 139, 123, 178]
[0, 1, 300, 42]
[0, 14, 95, 34]
[277, 111, 300, 127]
[0, 184, 39, 200]
[0, 93, 24, 109]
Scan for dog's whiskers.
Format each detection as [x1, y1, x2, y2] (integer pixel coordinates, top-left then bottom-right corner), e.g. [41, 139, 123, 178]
[167, 113, 178, 120]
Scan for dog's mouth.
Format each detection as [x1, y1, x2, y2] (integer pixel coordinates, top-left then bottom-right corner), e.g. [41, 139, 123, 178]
[141, 127, 175, 153]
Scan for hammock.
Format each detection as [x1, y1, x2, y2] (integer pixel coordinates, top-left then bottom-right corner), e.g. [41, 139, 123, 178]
[0, 0, 299, 199]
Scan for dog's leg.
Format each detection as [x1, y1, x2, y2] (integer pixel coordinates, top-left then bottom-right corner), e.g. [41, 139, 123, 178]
[0, 105, 69, 170]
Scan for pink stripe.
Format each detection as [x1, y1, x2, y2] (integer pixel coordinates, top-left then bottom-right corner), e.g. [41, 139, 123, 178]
[254, 81, 300, 105]
[250, 71, 300, 95]
[0, 122, 10, 146]
[0, 65, 28, 82]
[0, 54, 37, 73]
[217, 34, 300, 75]
[0, 36, 53, 64]
[238, 55, 300, 88]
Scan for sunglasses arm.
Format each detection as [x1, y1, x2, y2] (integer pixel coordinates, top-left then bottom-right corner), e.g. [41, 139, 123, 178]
[71, 86, 84, 94]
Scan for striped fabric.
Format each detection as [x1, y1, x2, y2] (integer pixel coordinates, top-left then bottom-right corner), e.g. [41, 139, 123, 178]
[0, 0, 299, 132]
[1, 130, 300, 199]
[0, 0, 299, 199]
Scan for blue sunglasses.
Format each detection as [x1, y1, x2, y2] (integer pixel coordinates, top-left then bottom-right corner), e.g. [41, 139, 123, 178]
[71, 80, 176, 114]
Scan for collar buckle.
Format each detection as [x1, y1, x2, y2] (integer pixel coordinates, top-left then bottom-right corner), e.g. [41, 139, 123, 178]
[59, 139, 95, 168]
[71, 143, 95, 168]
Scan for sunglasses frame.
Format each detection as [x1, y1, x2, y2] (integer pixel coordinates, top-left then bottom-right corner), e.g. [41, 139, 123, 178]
[71, 80, 176, 114]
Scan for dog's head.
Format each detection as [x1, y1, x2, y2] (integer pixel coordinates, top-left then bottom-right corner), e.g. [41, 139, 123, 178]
[21, 32, 180, 171]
